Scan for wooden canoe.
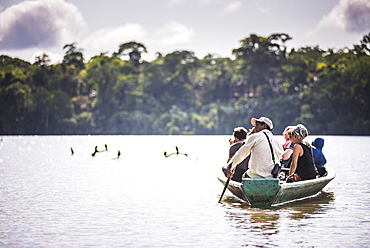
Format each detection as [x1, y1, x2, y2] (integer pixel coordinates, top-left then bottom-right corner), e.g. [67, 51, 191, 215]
[218, 166, 335, 207]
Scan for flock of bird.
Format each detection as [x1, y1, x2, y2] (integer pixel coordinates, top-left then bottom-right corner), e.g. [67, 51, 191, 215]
[70, 145, 187, 159]
[69, 144, 120, 159]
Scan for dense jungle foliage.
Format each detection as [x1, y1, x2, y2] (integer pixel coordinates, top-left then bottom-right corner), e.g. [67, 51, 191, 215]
[1, 33, 370, 135]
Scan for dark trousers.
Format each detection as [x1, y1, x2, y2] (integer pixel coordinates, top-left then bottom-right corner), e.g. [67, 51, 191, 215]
[316, 166, 327, 177]
[222, 165, 248, 183]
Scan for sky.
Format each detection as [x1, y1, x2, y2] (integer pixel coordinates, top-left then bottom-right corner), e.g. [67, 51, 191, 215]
[0, 0, 369, 64]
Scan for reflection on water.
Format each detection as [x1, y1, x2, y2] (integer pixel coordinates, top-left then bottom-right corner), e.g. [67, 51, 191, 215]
[221, 191, 337, 247]
[1, 135, 370, 247]
[224, 191, 335, 228]
[282, 191, 335, 218]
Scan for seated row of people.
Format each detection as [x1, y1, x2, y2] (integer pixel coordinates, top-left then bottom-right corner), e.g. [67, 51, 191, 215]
[283, 124, 318, 182]
[281, 125, 327, 179]
[223, 116, 327, 183]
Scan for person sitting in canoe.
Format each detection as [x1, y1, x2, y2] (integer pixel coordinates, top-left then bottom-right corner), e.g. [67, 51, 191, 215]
[225, 117, 283, 179]
[223, 127, 250, 182]
[281, 126, 294, 168]
[286, 124, 318, 182]
[311, 137, 327, 177]
[282, 125, 294, 150]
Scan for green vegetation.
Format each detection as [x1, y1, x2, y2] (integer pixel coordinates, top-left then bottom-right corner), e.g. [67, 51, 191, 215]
[1, 33, 370, 135]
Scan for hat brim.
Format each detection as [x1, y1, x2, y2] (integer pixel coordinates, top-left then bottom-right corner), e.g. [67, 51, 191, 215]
[251, 117, 273, 129]
[251, 118, 260, 127]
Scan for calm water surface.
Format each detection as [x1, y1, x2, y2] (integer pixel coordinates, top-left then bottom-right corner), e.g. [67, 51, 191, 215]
[0, 135, 369, 247]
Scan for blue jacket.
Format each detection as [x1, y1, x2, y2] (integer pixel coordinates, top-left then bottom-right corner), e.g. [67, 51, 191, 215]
[311, 138, 327, 166]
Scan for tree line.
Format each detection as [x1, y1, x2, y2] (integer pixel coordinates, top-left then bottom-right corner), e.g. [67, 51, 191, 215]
[1, 33, 370, 135]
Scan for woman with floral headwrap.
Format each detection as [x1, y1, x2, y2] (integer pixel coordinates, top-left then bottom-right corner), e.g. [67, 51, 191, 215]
[286, 124, 318, 182]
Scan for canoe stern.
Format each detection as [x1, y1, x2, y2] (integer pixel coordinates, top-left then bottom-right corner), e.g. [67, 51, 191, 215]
[242, 178, 281, 207]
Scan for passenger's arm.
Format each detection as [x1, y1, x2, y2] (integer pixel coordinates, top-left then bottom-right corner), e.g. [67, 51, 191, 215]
[282, 148, 293, 160]
[229, 139, 253, 171]
[289, 144, 302, 176]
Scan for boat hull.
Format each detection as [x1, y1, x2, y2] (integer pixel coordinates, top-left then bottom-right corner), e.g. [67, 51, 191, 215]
[218, 166, 335, 207]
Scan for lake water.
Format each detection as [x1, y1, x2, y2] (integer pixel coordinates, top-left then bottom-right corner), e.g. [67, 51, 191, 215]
[0, 135, 369, 247]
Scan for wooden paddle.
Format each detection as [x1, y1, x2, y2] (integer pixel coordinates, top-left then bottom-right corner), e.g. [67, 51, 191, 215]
[218, 176, 231, 203]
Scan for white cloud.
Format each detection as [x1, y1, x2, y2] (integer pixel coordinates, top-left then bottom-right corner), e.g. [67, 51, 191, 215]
[152, 21, 195, 47]
[81, 23, 148, 54]
[0, 0, 85, 49]
[316, 0, 370, 33]
[80, 20, 195, 58]
[221, 1, 242, 15]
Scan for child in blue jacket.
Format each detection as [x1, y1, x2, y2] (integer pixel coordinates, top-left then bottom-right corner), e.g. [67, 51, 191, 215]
[312, 138, 327, 176]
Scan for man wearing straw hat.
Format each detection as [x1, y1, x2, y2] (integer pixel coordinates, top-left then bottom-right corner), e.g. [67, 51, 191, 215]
[226, 117, 283, 179]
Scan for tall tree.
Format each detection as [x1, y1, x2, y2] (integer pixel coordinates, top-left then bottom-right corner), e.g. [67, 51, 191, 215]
[113, 41, 147, 67]
[232, 33, 292, 97]
[63, 43, 85, 70]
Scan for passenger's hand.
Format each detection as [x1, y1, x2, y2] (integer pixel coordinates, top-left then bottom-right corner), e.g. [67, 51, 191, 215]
[226, 164, 234, 178]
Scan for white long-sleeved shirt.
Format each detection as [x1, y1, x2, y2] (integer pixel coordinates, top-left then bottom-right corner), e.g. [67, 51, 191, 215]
[230, 129, 283, 179]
